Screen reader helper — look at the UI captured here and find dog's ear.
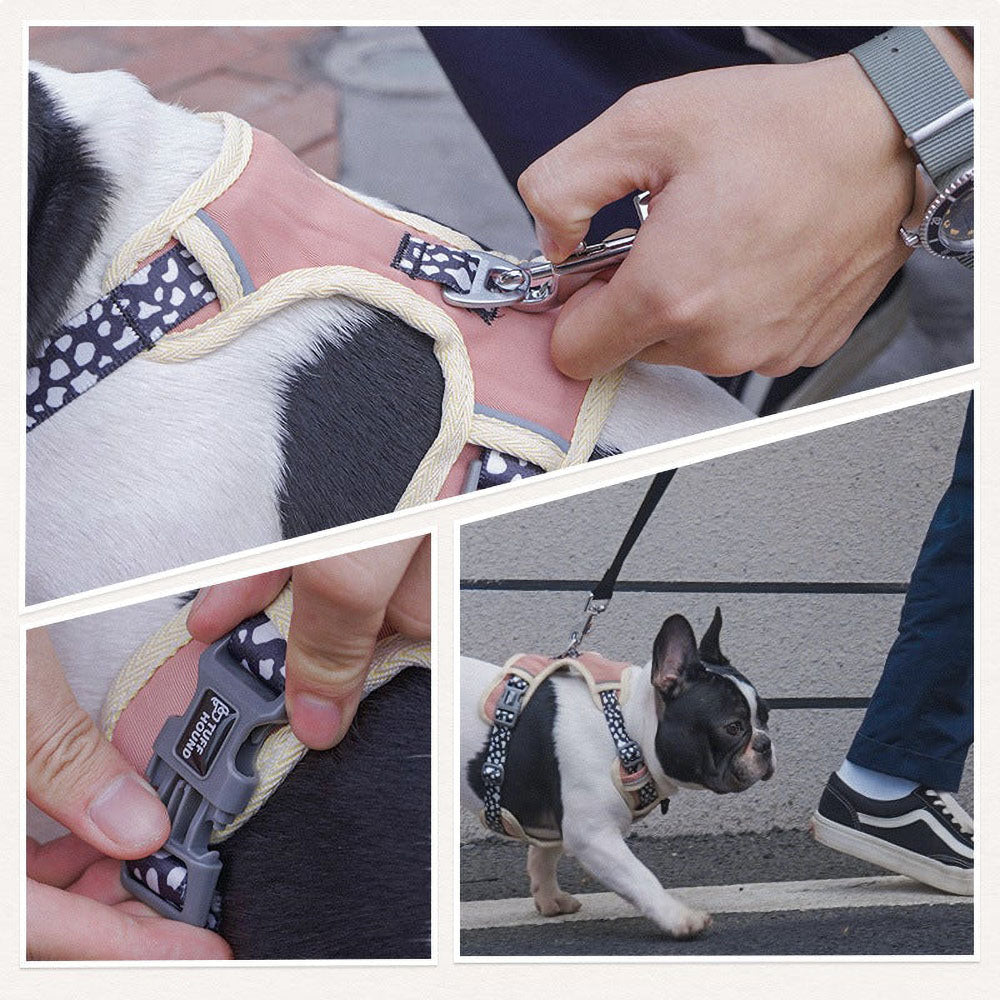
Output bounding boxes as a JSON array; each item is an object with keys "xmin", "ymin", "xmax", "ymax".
[
  {"xmin": 698, "ymin": 606, "xmax": 730, "ymax": 666},
  {"xmin": 652, "ymin": 614, "xmax": 701, "ymax": 696}
]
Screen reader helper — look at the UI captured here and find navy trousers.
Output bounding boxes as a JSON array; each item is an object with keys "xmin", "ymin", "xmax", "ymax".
[
  {"xmin": 421, "ymin": 27, "xmax": 885, "ymax": 239},
  {"xmin": 848, "ymin": 401, "xmax": 974, "ymax": 791}
]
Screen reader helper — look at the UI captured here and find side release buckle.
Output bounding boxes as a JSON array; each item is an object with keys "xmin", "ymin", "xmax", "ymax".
[{"xmin": 120, "ymin": 636, "xmax": 287, "ymax": 927}]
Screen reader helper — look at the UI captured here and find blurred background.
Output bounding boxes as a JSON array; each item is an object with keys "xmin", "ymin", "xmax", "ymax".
[{"xmin": 29, "ymin": 24, "xmax": 973, "ymax": 409}]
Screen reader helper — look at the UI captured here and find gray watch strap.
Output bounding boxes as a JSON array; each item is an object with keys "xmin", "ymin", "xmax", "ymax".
[{"xmin": 852, "ymin": 27, "xmax": 973, "ymax": 186}]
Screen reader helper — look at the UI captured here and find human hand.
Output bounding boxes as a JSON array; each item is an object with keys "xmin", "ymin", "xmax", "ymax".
[
  {"xmin": 518, "ymin": 35, "xmax": 970, "ymax": 379},
  {"xmin": 187, "ymin": 536, "xmax": 431, "ymax": 750},
  {"xmin": 26, "ymin": 629, "xmax": 231, "ymax": 960}
]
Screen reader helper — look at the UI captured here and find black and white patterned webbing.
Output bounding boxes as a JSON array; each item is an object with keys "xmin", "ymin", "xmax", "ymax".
[
  {"xmin": 27, "ymin": 244, "xmax": 217, "ymax": 431},
  {"xmin": 481, "ymin": 667, "xmax": 660, "ymax": 836},
  {"xmin": 125, "ymin": 612, "xmax": 285, "ymax": 928},
  {"xmin": 390, "ymin": 233, "xmax": 498, "ymax": 323}
]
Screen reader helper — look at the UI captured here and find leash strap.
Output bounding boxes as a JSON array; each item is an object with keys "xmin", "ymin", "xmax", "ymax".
[
  {"xmin": 563, "ymin": 469, "xmax": 677, "ymax": 657},
  {"xmin": 592, "ymin": 468, "xmax": 677, "ymax": 601},
  {"xmin": 122, "ymin": 612, "xmax": 287, "ymax": 929},
  {"xmin": 27, "ymin": 244, "xmax": 217, "ymax": 431},
  {"xmin": 391, "ymin": 234, "xmax": 499, "ymax": 323}
]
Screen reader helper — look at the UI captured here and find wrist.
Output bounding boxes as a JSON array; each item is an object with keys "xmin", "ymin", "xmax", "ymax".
[{"xmin": 926, "ymin": 27, "xmax": 973, "ymax": 95}]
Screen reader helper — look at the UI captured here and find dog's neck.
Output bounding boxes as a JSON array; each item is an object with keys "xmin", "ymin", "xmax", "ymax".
[
  {"xmin": 620, "ymin": 664, "xmax": 683, "ymax": 800},
  {"xmin": 29, "ymin": 63, "xmax": 223, "ymax": 344}
]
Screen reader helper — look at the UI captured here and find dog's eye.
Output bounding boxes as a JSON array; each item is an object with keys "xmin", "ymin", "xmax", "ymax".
[{"xmin": 725, "ymin": 721, "xmax": 743, "ymax": 736}]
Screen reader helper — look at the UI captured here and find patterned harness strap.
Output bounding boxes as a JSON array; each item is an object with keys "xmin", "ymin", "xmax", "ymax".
[
  {"xmin": 27, "ymin": 244, "xmax": 217, "ymax": 430},
  {"xmin": 481, "ymin": 662, "xmax": 663, "ymax": 838},
  {"xmin": 27, "ymin": 232, "xmax": 538, "ymax": 494},
  {"xmin": 123, "ymin": 611, "xmax": 286, "ymax": 929}
]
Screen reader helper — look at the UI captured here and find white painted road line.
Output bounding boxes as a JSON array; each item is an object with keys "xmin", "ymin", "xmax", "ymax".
[{"xmin": 461, "ymin": 876, "xmax": 972, "ymax": 930}]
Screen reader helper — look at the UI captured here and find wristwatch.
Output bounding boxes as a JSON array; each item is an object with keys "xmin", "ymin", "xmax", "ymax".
[{"xmin": 851, "ymin": 27, "xmax": 974, "ymax": 268}]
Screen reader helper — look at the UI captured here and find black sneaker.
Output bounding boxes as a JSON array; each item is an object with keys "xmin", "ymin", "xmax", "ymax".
[{"xmin": 811, "ymin": 772, "xmax": 973, "ymax": 896}]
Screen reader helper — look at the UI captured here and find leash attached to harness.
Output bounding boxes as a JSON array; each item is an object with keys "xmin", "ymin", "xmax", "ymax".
[
  {"xmin": 28, "ymin": 113, "xmax": 624, "ymax": 499},
  {"xmin": 479, "ymin": 469, "xmax": 679, "ymax": 843},
  {"xmin": 563, "ymin": 468, "xmax": 677, "ymax": 657}
]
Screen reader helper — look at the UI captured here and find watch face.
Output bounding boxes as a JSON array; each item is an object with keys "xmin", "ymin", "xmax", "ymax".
[{"xmin": 924, "ymin": 171, "xmax": 974, "ymax": 257}]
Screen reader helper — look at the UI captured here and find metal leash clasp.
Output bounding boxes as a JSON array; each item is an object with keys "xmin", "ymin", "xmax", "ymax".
[
  {"xmin": 442, "ymin": 191, "xmax": 650, "ymax": 312},
  {"xmin": 561, "ymin": 593, "xmax": 610, "ymax": 659}
]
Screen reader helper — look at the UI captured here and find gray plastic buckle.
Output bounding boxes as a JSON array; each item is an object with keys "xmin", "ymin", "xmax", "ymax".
[
  {"xmin": 120, "ymin": 635, "xmax": 287, "ymax": 927},
  {"xmin": 493, "ymin": 676, "xmax": 528, "ymax": 729}
]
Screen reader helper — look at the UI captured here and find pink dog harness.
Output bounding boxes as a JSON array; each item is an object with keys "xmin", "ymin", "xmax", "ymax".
[
  {"xmin": 478, "ymin": 652, "xmax": 667, "ymax": 845},
  {"xmin": 27, "ymin": 115, "xmax": 620, "ymax": 497}
]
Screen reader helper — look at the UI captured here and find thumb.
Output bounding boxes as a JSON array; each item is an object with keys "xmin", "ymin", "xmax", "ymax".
[
  {"xmin": 284, "ymin": 538, "xmax": 425, "ymax": 749},
  {"xmin": 517, "ymin": 87, "xmax": 669, "ymax": 260},
  {"xmin": 26, "ymin": 629, "xmax": 169, "ymax": 859}
]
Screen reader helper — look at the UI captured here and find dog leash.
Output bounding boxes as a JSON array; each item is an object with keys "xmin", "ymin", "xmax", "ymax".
[
  {"xmin": 561, "ymin": 467, "xmax": 677, "ymax": 657},
  {"xmin": 479, "ymin": 468, "xmax": 678, "ymax": 837}
]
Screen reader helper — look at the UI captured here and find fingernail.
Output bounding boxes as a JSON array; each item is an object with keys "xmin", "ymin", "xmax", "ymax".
[
  {"xmin": 288, "ymin": 693, "xmax": 342, "ymax": 748},
  {"xmin": 188, "ymin": 586, "xmax": 212, "ymax": 619},
  {"xmin": 88, "ymin": 773, "xmax": 167, "ymax": 851}
]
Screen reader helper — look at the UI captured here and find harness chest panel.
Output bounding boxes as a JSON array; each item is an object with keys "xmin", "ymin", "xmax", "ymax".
[
  {"xmin": 28, "ymin": 115, "xmax": 621, "ymax": 502},
  {"xmin": 478, "ymin": 653, "xmax": 667, "ymax": 846}
]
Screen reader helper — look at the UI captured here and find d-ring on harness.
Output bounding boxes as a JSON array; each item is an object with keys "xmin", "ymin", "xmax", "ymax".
[{"xmin": 479, "ymin": 469, "xmax": 678, "ymax": 843}]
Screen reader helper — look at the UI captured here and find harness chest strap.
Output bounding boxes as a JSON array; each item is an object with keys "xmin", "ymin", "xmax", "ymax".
[
  {"xmin": 103, "ymin": 584, "xmax": 430, "ymax": 928},
  {"xmin": 478, "ymin": 653, "xmax": 667, "ymax": 846},
  {"xmin": 27, "ymin": 113, "xmax": 622, "ymax": 499}
]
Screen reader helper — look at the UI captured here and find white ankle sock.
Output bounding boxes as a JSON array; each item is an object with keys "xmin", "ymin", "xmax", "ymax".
[{"xmin": 837, "ymin": 759, "xmax": 919, "ymax": 800}]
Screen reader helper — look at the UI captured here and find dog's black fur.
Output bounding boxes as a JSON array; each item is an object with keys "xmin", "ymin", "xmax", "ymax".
[
  {"xmin": 217, "ymin": 666, "xmax": 431, "ymax": 959},
  {"xmin": 278, "ymin": 308, "xmax": 444, "ymax": 535},
  {"xmin": 468, "ymin": 680, "xmax": 563, "ymax": 835},
  {"xmin": 27, "ymin": 71, "xmax": 114, "ymax": 362}
]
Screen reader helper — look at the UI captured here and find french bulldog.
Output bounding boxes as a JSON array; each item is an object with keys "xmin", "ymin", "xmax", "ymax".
[{"xmin": 461, "ymin": 608, "xmax": 775, "ymax": 938}]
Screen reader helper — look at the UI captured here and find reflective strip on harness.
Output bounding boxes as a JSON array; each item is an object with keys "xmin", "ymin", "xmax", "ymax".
[
  {"xmin": 479, "ymin": 653, "xmax": 666, "ymax": 844},
  {"xmin": 28, "ymin": 114, "xmax": 622, "ymax": 502}
]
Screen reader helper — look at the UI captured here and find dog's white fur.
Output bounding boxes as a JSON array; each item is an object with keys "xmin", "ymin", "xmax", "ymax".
[
  {"xmin": 461, "ymin": 654, "xmax": 771, "ymax": 937},
  {"xmin": 27, "ymin": 65, "xmax": 749, "ymax": 842}
]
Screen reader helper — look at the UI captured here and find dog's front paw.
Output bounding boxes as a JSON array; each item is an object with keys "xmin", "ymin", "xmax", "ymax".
[
  {"xmin": 667, "ymin": 907, "xmax": 712, "ymax": 939},
  {"xmin": 534, "ymin": 891, "xmax": 583, "ymax": 917}
]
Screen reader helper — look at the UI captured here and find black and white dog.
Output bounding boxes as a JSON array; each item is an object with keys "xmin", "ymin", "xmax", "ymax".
[
  {"xmin": 26, "ymin": 63, "xmax": 746, "ymax": 957},
  {"xmin": 461, "ymin": 611, "xmax": 775, "ymax": 939}
]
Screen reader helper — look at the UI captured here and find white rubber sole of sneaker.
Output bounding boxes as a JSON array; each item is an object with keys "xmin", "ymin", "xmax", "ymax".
[{"xmin": 810, "ymin": 811, "xmax": 973, "ymax": 897}]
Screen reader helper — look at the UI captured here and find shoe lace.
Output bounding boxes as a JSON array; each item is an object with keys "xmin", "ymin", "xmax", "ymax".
[{"xmin": 925, "ymin": 789, "xmax": 974, "ymax": 841}]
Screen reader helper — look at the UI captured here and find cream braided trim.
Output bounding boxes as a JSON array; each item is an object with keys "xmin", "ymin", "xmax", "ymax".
[
  {"xmin": 561, "ymin": 368, "xmax": 624, "ymax": 467},
  {"xmin": 174, "ymin": 215, "xmax": 244, "ymax": 311},
  {"xmin": 468, "ymin": 413, "xmax": 566, "ymax": 472},
  {"xmin": 131, "ymin": 266, "xmax": 473, "ymax": 506},
  {"xmin": 312, "ymin": 173, "xmax": 514, "ymax": 258},
  {"xmin": 99, "ymin": 583, "xmax": 429, "ymax": 842},
  {"xmin": 102, "ymin": 113, "xmax": 252, "ymax": 293}
]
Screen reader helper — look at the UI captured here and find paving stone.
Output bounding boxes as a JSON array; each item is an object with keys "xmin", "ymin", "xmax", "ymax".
[
  {"xmin": 246, "ymin": 83, "xmax": 339, "ymax": 155},
  {"xmin": 163, "ymin": 70, "xmax": 295, "ymax": 117},
  {"xmin": 298, "ymin": 135, "xmax": 341, "ymax": 178}
]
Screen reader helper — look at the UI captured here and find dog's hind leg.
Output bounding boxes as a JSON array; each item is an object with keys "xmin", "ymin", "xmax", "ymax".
[{"xmin": 527, "ymin": 844, "xmax": 582, "ymax": 917}]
